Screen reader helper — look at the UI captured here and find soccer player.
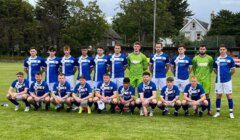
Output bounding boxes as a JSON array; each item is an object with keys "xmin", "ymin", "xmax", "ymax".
[
  {"xmin": 43, "ymin": 47, "xmax": 61, "ymax": 91},
  {"xmin": 136, "ymin": 72, "xmax": 157, "ymax": 117},
  {"xmin": 72, "ymin": 75, "xmax": 93, "ymax": 114},
  {"xmin": 75, "ymin": 46, "xmax": 94, "ymax": 87},
  {"xmin": 93, "ymin": 47, "xmax": 109, "ymax": 89},
  {"xmin": 109, "ymin": 43, "xmax": 127, "ymax": 88},
  {"xmin": 192, "ymin": 44, "xmax": 213, "ymax": 115},
  {"xmin": 27, "ymin": 72, "xmax": 50, "ymax": 111},
  {"xmin": 157, "ymin": 77, "xmax": 181, "ymax": 116},
  {"xmin": 118, "ymin": 77, "xmax": 135, "ymax": 114},
  {"xmin": 170, "ymin": 45, "xmax": 192, "ymax": 92},
  {"xmin": 50, "ymin": 73, "xmax": 71, "ymax": 112},
  {"xmin": 181, "ymin": 76, "xmax": 208, "ymax": 117},
  {"xmin": 127, "ymin": 42, "xmax": 148, "ymax": 88},
  {"xmin": 149, "ymin": 42, "xmax": 170, "ymax": 90},
  {"xmin": 6, "ymin": 72, "xmax": 30, "ymax": 112},
  {"xmin": 213, "ymin": 44, "xmax": 235, "ymax": 119},
  {"xmin": 61, "ymin": 45, "xmax": 76, "ymax": 90},
  {"xmin": 24, "ymin": 47, "xmax": 44, "ymax": 86},
  {"xmin": 93, "ymin": 73, "xmax": 118, "ymax": 113}
]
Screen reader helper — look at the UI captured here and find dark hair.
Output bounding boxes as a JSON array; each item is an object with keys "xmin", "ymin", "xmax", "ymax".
[
  {"xmin": 79, "ymin": 75, "xmax": 86, "ymax": 79},
  {"xmin": 134, "ymin": 41, "xmax": 141, "ymax": 46},
  {"xmin": 199, "ymin": 44, "xmax": 207, "ymax": 48},
  {"xmin": 103, "ymin": 73, "xmax": 111, "ymax": 77},
  {"xmin": 166, "ymin": 77, "xmax": 174, "ymax": 82},
  {"xmin": 35, "ymin": 72, "xmax": 42, "ymax": 76},
  {"xmin": 30, "ymin": 47, "xmax": 37, "ymax": 51},
  {"xmin": 58, "ymin": 73, "xmax": 65, "ymax": 77},
  {"xmin": 178, "ymin": 44, "xmax": 185, "ymax": 49},
  {"xmin": 142, "ymin": 71, "xmax": 151, "ymax": 76},
  {"xmin": 63, "ymin": 45, "xmax": 71, "ymax": 50},
  {"xmin": 97, "ymin": 47, "xmax": 104, "ymax": 50},
  {"xmin": 81, "ymin": 46, "xmax": 88, "ymax": 50},
  {"xmin": 219, "ymin": 44, "xmax": 227, "ymax": 50},
  {"xmin": 115, "ymin": 42, "xmax": 122, "ymax": 47},
  {"xmin": 16, "ymin": 72, "xmax": 24, "ymax": 76},
  {"xmin": 123, "ymin": 77, "xmax": 130, "ymax": 83},
  {"xmin": 155, "ymin": 42, "xmax": 163, "ymax": 47},
  {"xmin": 49, "ymin": 46, "xmax": 56, "ymax": 52}
]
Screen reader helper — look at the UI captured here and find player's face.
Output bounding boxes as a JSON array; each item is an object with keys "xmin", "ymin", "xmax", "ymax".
[
  {"xmin": 97, "ymin": 48, "xmax": 104, "ymax": 56},
  {"xmin": 35, "ymin": 75, "xmax": 42, "ymax": 83},
  {"xmin": 29, "ymin": 49, "xmax": 37, "ymax": 57},
  {"xmin": 103, "ymin": 76, "xmax": 110, "ymax": 83},
  {"xmin": 199, "ymin": 47, "xmax": 206, "ymax": 55},
  {"xmin": 123, "ymin": 82, "xmax": 130, "ymax": 89},
  {"xmin": 114, "ymin": 46, "xmax": 121, "ymax": 54},
  {"xmin": 49, "ymin": 51, "xmax": 56, "ymax": 57},
  {"xmin": 219, "ymin": 47, "xmax": 227, "ymax": 55},
  {"xmin": 81, "ymin": 49, "xmax": 88, "ymax": 56},
  {"xmin": 58, "ymin": 76, "xmax": 65, "ymax": 84},
  {"xmin": 178, "ymin": 47, "xmax": 185, "ymax": 55},
  {"xmin": 64, "ymin": 49, "xmax": 71, "ymax": 56},
  {"xmin": 133, "ymin": 44, "xmax": 141, "ymax": 52},
  {"xmin": 79, "ymin": 78, "xmax": 86, "ymax": 85},
  {"xmin": 166, "ymin": 81, "xmax": 173, "ymax": 88},
  {"xmin": 17, "ymin": 75, "xmax": 24, "ymax": 82},
  {"xmin": 190, "ymin": 78, "xmax": 198, "ymax": 87},
  {"xmin": 155, "ymin": 44, "xmax": 162, "ymax": 53},
  {"xmin": 143, "ymin": 75, "xmax": 150, "ymax": 83}
]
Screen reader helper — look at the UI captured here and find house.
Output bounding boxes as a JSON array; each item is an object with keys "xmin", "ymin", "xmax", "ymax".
[{"xmin": 97, "ymin": 28, "xmax": 122, "ymax": 48}]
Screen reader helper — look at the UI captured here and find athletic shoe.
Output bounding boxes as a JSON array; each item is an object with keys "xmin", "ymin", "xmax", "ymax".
[
  {"xmin": 72, "ymin": 106, "xmax": 79, "ymax": 111},
  {"xmin": 24, "ymin": 107, "xmax": 30, "ymax": 112},
  {"xmin": 174, "ymin": 110, "xmax": 178, "ymax": 116},
  {"xmin": 87, "ymin": 106, "xmax": 91, "ymax": 114},
  {"xmin": 140, "ymin": 108, "xmax": 144, "ymax": 116},
  {"xmin": 66, "ymin": 107, "xmax": 72, "ymax": 112},
  {"xmin": 15, "ymin": 105, "xmax": 19, "ymax": 111},
  {"xmin": 229, "ymin": 113, "xmax": 234, "ymax": 119},
  {"xmin": 162, "ymin": 110, "xmax": 168, "ymax": 116},
  {"xmin": 207, "ymin": 111, "xmax": 213, "ymax": 116},
  {"xmin": 184, "ymin": 110, "xmax": 190, "ymax": 116},
  {"xmin": 149, "ymin": 108, "xmax": 153, "ymax": 117},
  {"xmin": 78, "ymin": 107, "xmax": 83, "ymax": 114},
  {"xmin": 199, "ymin": 111, "xmax": 203, "ymax": 117},
  {"xmin": 213, "ymin": 112, "xmax": 220, "ymax": 118}
]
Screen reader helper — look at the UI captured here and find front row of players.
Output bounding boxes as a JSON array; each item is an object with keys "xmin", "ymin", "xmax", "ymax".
[{"xmin": 7, "ymin": 71, "xmax": 209, "ymax": 117}]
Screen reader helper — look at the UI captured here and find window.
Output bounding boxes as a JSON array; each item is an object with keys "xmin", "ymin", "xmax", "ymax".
[
  {"xmin": 191, "ymin": 22, "xmax": 196, "ymax": 30},
  {"xmin": 185, "ymin": 32, "xmax": 190, "ymax": 39},
  {"xmin": 196, "ymin": 33, "xmax": 201, "ymax": 40}
]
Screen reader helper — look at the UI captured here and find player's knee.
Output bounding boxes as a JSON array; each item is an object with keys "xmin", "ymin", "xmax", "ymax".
[
  {"xmin": 135, "ymin": 98, "xmax": 141, "ymax": 104},
  {"xmin": 203, "ymin": 100, "xmax": 208, "ymax": 106},
  {"xmin": 176, "ymin": 100, "xmax": 181, "ymax": 106},
  {"xmin": 88, "ymin": 98, "xmax": 93, "ymax": 102},
  {"xmin": 181, "ymin": 100, "xmax": 187, "ymax": 105},
  {"xmin": 112, "ymin": 98, "xmax": 118, "ymax": 104},
  {"xmin": 27, "ymin": 96, "xmax": 33, "ymax": 102},
  {"xmin": 6, "ymin": 93, "xmax": 11, "ymax": 99},
  {"xmin": 152, "ymin": 99, "xmax": 157, "ymax": 104},
  {"xmin": 22, "ymin": 94, "xmax": 27, "ymax": 99},
  {"xmin": 45, "ymin": 97, "xmax": 50, "ymax": 102},
  {"xmin": 157, "ymin": 101, "xmax": 162, "ymax": 106},
  {"xmin": 93, "ymin": 97, "xmax": 99, "ymax": 103},
  {"xmin": 130, "ymin": 101, "xmax": 135, "ymax": 106}
]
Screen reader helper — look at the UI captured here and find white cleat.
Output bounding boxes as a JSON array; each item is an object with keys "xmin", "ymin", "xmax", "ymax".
[
  {"xmin": 229, "ymin": 113, "xmax": 234, "ymax": 119},
  {"xmin": 24, "ymin": 107, "xmax": 30, "ymax": 112},
  {"xmin": 213, "ymin": 112, "xmax": 220, "ymax": 118},
  {"xmin": 149, "ymin": 108, "xmax": 153, "ymax": 117},
  {"xmin": 14, "ymin": 105, "xmax": 19, "ymax": 111},
  {"xmin": 140, "ymin": 108, "xmax": 144, "ymax": 116}
]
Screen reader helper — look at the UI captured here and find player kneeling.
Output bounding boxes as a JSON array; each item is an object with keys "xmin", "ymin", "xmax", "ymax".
[
  {"xmin": 6, "ymin": 72, "xmax": 30, "ymax": 112},
  {"xmin": 118, "ymin": 77, "xmax": 135, "ymax": 115},
  {"xmin": 93, "ymin": 74, "xmax": 118, "ymax": 113},
  {"xmin": 50, "ymin": 73, "xmax": 71, "ymax": 112},
  {"xmin": 27, "ymin": 72, "xmax": 50, "ymax": 111},
  {"xmin": 157, "ymin": 77, "xmax": 181, "ymax": 116},
  {"xmin": 71, "ymin": 76, "xmax": 93, "ymax": 114},
  {"xmin": 136, "ymin": 72, "xmax": 157, "ymax": 117},
  {"xmin": 181, "ymin": 76, "xmax": 208, "ymax": 117}
]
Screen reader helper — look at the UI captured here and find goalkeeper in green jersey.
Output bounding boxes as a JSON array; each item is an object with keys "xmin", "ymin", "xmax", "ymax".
[
  {"xmin": 192, "ymin": 44, "xmax": 213, "ymax": 115},
  {"xmin": 127, "ymin": 42, "xmax": 148, "ymax": 88}
]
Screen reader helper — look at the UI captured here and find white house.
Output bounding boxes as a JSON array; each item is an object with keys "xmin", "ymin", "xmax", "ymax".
[{"xmin": 180, "ymin": 18, "xmax": 210, "ymax": 41}]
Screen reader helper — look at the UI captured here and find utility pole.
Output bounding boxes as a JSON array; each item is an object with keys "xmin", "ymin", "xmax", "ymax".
[{"xmin": 153, "ymin": 0, "xmax": 156, "ymax": 53}]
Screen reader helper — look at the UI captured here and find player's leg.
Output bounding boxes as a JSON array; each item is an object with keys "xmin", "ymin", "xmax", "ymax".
[
  {"xmin": 21, "ymin": 94, "xmax": 30, "ymax": 112},
  {"xmin": 201, "ymin": 80, "xmax": 212, "ymax": 115},
  {"xmin": 142, "ymin": 99, "xmax": 150, "ymax": 117},
  {"xmin": 87, "ymin": 98, "xmax": 93, "ymax": 114},
  {"xmin": 157, "ymin": 100, "xmax": 167, "ymax": 115},
  {"xmin": 6, "ymin": 93, "xmax": 20, "ymax": 110},
  {"xmin": 149, "ymin": 99, "xmax": 157, "ymax": 117},
  {"xmin": 159, "ymin": 78, "xmax": 166, "ymax": 91},
  {"xmin": 109, "ymin": 98, "xmax": 118, "ymax": 113},
  {"xmin": 118, "ymin": 100, "xmax": 125, "ymax": 114},
  {"xmin": 173, "ymin": 100, "xmax": 181, "ymax": 116},
  {"xmin": 198, "ymin": 100, "xmax": 208, "ymax": 117},
  {"xmin": 213, "ymin": 83, "xmax": 223, "ymax": 117},
  {"xmin": 224, "ymin": 81, "xmax": 234, "ymax": 118},
  {"xmin": 135, "ymin": 98, "xmax": 143, "ymax": 116},
  {"xmin": 181, "ymin": 100, "xmax": 190, "ymax": 116},
  {"xmin": 44, "ymin": 96, "xmax": 50, "ymax": 110},
  {"xmin": 129, "ymin": 100, "xmax": 135, "ymax": 114},
  {"xmin": 66, "ymin": 97, "xmax": 74, "ymax": 112}
]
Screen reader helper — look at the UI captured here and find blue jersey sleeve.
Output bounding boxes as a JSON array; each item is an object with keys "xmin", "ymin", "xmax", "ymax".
[
  {"xmin": 149, "ymin": 54, "xmax": 153, "ymax": 64},
  {"xmin": 25, "ymin": 80, "xmax": 29, "ymax": 89},
  {"xmin": 44, "ymin": 83, "xmax": 50, "ymax": 94},
  {"xmin": 96, "ymin": 82, "xmax": 102, "ymax": 92},
  {"xmin": 112, "ymin": 83, "xmax": 117, "ymax": 92},
  {"xmin": 170, "ymin": 57, "xmax": 175, "ymax": 66},
  {"xmin": 183, "ymin": 85, "xmax": 189, "ymax": 94},
  {"xmin": 131, "ymin": 86, "xmax": 135, "ymax": 96},
  {"xmin": 175, "ymin": 86, "xmax": 180, "ymax": 96},
  {"xmin": 165, "ymin": 55, "xmax": 170, "ymax": 64},
  {"xmin": 152, "ymin": 82, "xmax": 157, "ymax": 91},
  {"xmin": 123, "ymin": 55, "xmax": 127, "ymax": 66},
  {"xmin": 199, "ymin": 85, "xmax": 205, "ymax": 95},
  {"xmin": 10, "ymin": 80, "xmax": 16, "ymax": 88},
  {"xmin": 90, "ymin": 57, "xmax": 94, "ymax": 68},
  {"xmin": 160, "ymin": 88, "xmax": 165, "ymax": 97},
  {"xmin": 230, "ymin": 57, "xmax": 235, "ymax": 68},
  {"xmin": 188, "ymin": 57, "xmax": 192, "ymax": 66},
  {"xmin": 138, "ymin": 84, "xmax": 143, "ymax": 94},
  {"xmin": 52, "ymin": 83, "xmax": 58, "ymax": 93},
  {"xmin": 42, "ymin": 58, "xmax": 47, "ymax": 68},
  {"xmin": 74, "ymin": 57, "xmax": 79, "ymax": 67},
  {"xmin": 29, "ymin": 83, "xmax": 34, "ymax": 93},
  {"xmin": 213, "ymin": 58, "xmax": 217, "ymax": 69},
  {"xmin": 23, "ymin": 58, "xmax": 28, "ymax": 68},
  {"xmin": 66, "ymin": 83, "xmax": 71, "ymax": 94},
  {"xmin": 41, "ymin": 57, "xmax": 45, "ymax": 67},
  {"xmin": 87, "ymin": 84, "xmax": 92, "ymax": 94},
  {"xmin": 118, "ymin": 86, "xmax": 122, "ymax": 95}
]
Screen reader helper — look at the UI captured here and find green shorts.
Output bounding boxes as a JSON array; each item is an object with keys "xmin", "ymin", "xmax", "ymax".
[
  {"xmin": 199, "ymin": 80, "xmax": 211, "ymax": 94},
  {"xmin": 130, "ymin": 77, "xmax": 143, "ymax": 88}
]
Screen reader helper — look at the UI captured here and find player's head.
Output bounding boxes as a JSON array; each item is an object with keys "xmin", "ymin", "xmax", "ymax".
[
  {"xmin": 219, "ymin": 44, "xmax": 227, "ymax": 56},
  {"xmin": 16, "ymin": 72, "xmax": 24, "ymax": 82},
  {"xmin": 142, "ymin": 71, "xmax": 151, "ymax": 83},
  {"xmin": 190, "ymin": 76, "xmax": 198, "ymax": 87},
  {"xmin": 63, "ymin": 45, "xmax": 71, "ymax": 56},
  {"xmin": 155, "ymin": 42, "xmax": 163, "ymax": 53},
  {"xmin": 48, "ymin": 46, "xmax": 56, "ymax": 57},
  {"xmin": 166, "ymin": 77, "xmax": 174, "ymax": 88},
  {"xmin": 199, "ymin": 44, "xmax": 207, "ymax": 56},
  {"xmin": 133, "ymin": 41, "xmax": 141, "ymax": 53},
  {"xmin": 123, "ymin": 77, "xmax": 130, "ymax": 89},
  {"xmin": 58, "ymin": 73, "xmax": 65, "ymax": 84},
  {"xmin": 114, "ymin": 43, "xmax": 121, "ymax": 54},
  {"xmin": 81, "ymin": 46, "xmax": 88, "ymax": 56},
  {"xmin": 178, "ymin": 45, "xmax": 186, "ymax": 55},
  {"xmin": 79, "ymin": 75, "xmax": 86, "ymax": 85},
  {"xmin": 29, "ymin": 47, "xmax": 37, "ymax": 57},
  {"xmin": 97, "ymin": 47, "xmax": 104, "ymax": 56},
  {"xmin": 35, "ymin": 72, "xmax": 42, "ymax": 83},
  {"xmin": 103, "ymin": 73, "xmax": 111, "ymax": 83}
]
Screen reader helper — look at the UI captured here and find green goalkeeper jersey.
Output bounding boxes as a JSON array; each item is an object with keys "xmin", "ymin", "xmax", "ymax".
[{"xmin": 192, "ymin": 54, "xmax": 213, "ymax": 82}]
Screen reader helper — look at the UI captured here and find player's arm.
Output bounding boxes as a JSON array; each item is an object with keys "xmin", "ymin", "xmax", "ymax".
[
  {"xmin": 73, "ymin": 66, "xmax": 77, "ymax": 74},
  {"xmin": 192, "ymin": 57, "xmax": 196, "ymax": 75},
  {"xmin": 18, "ymin": 88, "xmax": 28, "ymax": 95},
  {"xmin": 30, "ymin": 92, "xmax": 37, "ymax": 98},
  {"xmin": 231, "ymin": 68, "xmax": 235, "ymax": 76},
  {"xmin": 160, "ymin": 96, "xmax": 166, "ymax": 103},
  {"xmin": 24, "ymin": 67, "xmax": 28, "ymax": 74},
  {"xmin": 149, "ymin": 63, "xmax": 153, "ymax": 73},
  {"xmin": 165, "ymin": 64, "xmax": 170, "ymax": 73},
  {"xmin": 82, "ymin": 93, "xmax": 93, "ymax": 101},
  {"xmin": 62, "ymin": 92, "xmax": 71, "ymax": 99},
  {"xmin": 40, "ymin": 92, "xmax": 49, "ymax": 99},
  {"xmin": 171, "ymin": 96, "xmax": 179, "ymax": 103},
  {"xmin": 110, "ymin": 91, "xmax": 118, "ymax": 99},
  {"xmin": 183, "ymin": 93, "xmax": 193, "ymax": 102},
  {"xmin": 139, "ymin": 92, "xmax": 144, "ymax": 103},
  {"xmin": 197, "ymin": 94, "xmax": 206, "ymax": 103},
  {"xmin": 147, "ymin": 91, "xmax": 156, "ymax": 101},
  {"xmin": 142, "ymin": 54, "xmax": 148, "ymax": 71},
  {"xmin": 188, "ymin": 66, "xmax": 193, "ymax": 73},
  {"xmin": 51, "ymin": 91, "xmax": 56, "ymax": 98},
  {"xmin": 95, "ymin": 90, "xmax": 103, "ymax": 99}
]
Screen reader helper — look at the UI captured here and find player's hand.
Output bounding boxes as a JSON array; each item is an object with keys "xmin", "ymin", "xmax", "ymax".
[
  {"xmin": 11, "ymin": 93, "xmax": 17, "ymax": 99},
  {"xmin": 77, "ymin": 98, "xmax": 81, "ymax": 103}
]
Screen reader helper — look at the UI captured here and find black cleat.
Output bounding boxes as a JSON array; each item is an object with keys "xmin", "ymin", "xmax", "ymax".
[
  {"xmin": 174, "ymin": 111, "xmax": 178, "ymax": 116},
  {"xmin": 199, "ymin": 111, "xmax": 203, "ymax": 117},
  {"xmin": 162, "ymin": 110, "xmax": 168, "ymax": 116},
  {"xmin": 98, "ymin": 109, "xmax": 102, "ymax": 114},
  {"xmin": 185, "ymin": 110, "xmax": 190, "ymax": 116},
  {"xmin": 66, "ymin": 107, "xmax": 72, "ymax": 112}
]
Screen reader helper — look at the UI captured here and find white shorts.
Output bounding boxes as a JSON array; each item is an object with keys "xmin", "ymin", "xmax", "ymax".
[
  {"xmin": 76, "ymin": 80, "xmax": 93, "ymax": 89},
  {"xmin": 111, "ymin": 78, "xmax": 124, "ymax": 89},
  {"xmin": 174, "ymin": 78, "xmax": 189, "ymax": 92},
  {"xmin": 54, "ymin": 96, "xmax": 65, "ymax": 103},
  {"xmin": 47, "ymin": 83, "xmax": 55, "ymax": 91},
  {"xmin": 65, "ymin": 75, "xmax": 75, "ymax": 90},
  {"xmin": 152, "ymin": 78, "xmax": 166, "ymax": 90},
  {"xmin": 215, "ymin": 81, "xmax": 232, "ymax": 94}
]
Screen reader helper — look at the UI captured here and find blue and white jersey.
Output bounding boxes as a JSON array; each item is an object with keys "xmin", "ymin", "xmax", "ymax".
[
  {"xmin": 161, "ymin": 85, "xmax": 179, "ymax": 101},
  {"xmin": 75, "ymin": 56, "xmax": 94, "ymax": 81},
  {"xmin": 138, "ymin": 81, "xmax": 157, "ymax": 98},
  {"xmin": 73, "ymin": 83, "xmax": 92, "ymax": 98},
  {"xmin": 96, "ymin": 81, "xmax": 117, "ymax": 97},
  {"xmin": 150, "ymin": 53, "xmax": 170, "ymax": 78},
  {"xmin": 52, "ymin": 82, "xmax": 71, "ymax": 97},
  {"xmin": 61, "ymin": 56, "xmax": 75, "ymax": 76},
  {"xmin": 184, "ymin": 84, "xmax": 205, "ymax": 101},
  {"xmin": 170, "ymin": 55, "xmax": 192, "ymax": 80},
  {"xmin": 213, "ymin": 55, "xmax": 235, "ymax": 83},
  {"xmin": 43, "ymin": 57, "xmax": 61, "ymax": 83},
  {"xmin": 93, "ymin": 55, "xmax": 109, "ymax": 82},
  {"xmin": 24, "ymin": 56, "xmax": 44, "ymax": 82},
  {"xmin": 109, "ymin": 53, "xmax": 127, "ymax": 78},
  {"xmin": 10, "ymin": 79, "xmax": 29, "ymax": 93},
  {"xmin": 118, "ymin": 85, "xmax": 135, "ymax": 100},
  {"xmin": 29, "ymin": 81, "xmax": 49, "ymax": 97}
]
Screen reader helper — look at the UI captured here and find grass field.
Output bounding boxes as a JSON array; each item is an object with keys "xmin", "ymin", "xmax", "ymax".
[{"xmin": 0, "ymin": 62, "xmax": 240, "ymax": 140}]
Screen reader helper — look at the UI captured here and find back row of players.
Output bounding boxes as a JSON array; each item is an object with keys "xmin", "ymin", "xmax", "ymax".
[{"xmin": 6, "ymin": 42, "xmax": 236, "ymax": 118}]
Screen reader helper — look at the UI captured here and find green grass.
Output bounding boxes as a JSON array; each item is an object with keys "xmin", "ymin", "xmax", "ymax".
[{"xmin": 0, "ymin": 62, "xmax": 240, "ymax": 140}]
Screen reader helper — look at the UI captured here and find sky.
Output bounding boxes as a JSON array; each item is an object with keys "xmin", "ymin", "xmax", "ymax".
[{"xmin": 29, "ymin": 0, "xmax": 240, "ymax": 23}]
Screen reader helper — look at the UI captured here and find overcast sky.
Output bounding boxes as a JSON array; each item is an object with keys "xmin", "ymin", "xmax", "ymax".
[{"xmin": 29, "ymin": 0, "xmax": 240, "ymax": 23}]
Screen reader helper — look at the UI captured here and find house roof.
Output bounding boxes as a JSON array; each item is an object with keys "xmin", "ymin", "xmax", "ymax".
[
  {"xmin": 180, "ymin": 18, "xmax": 209, "ymax": 32},
  {"xmin": 195, "ymin": 19, "xmax": 209, "ymax": 30},
  {"xmin": 104, "ymin": 28, "xmax": 122, "ymax": 40}
]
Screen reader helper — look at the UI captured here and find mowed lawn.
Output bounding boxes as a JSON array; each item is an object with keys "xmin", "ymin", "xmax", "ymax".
[{"xmin": 0, "ymin": 62, "xmax": 240, "ymax": 140}]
